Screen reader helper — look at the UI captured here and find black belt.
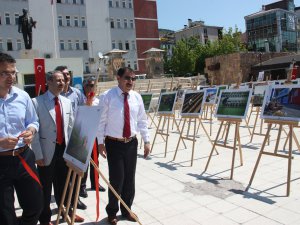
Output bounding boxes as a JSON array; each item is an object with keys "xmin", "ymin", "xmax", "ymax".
[
  {"xmin": 0, "ymin": 145, "xmax": 28, "ymax": 157},
  {"xmin": 106, "ymin": 135, "xmax": 136, "ymax": 143}
]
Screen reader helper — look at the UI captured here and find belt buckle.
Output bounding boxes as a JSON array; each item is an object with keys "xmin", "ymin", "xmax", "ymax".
[{"xmin": 124, "ymin": 137, "xmax": 129, "ymax": 143}]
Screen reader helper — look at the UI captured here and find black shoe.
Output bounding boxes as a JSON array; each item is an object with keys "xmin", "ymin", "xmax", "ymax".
[
  {"xmin": 76, "ymin": 199, "xmax": 87, "ymax": 210},
  {"xmin": 91, "ymin": 184, "xmax": 106, "ymax": 192},
  {"xmin": 79, "ymin": 188, "xmax": 88, "ymax": 198}
]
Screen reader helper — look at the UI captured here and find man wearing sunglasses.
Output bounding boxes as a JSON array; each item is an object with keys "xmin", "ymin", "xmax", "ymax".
[
  {"xmin": 79, "ymin": 77, "xmax": 106, "ymax": 198},
  {"xmin": 97, "ymin": 67, "xmax": 150, "ymax": 225}
]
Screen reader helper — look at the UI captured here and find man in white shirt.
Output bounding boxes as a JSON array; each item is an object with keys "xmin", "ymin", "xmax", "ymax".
[{"xmin": 98, "ymin": 67, "xmax": 150, "ymax": 225}]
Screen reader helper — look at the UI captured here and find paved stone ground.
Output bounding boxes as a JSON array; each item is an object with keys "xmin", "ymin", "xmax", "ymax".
[{"xmin": 16, "ymin": 111, "xmax": 300, "ymax": 224}]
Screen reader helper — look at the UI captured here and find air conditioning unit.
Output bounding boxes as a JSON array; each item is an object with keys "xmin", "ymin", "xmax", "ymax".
[
  {"xmin": 44, "ymin": 53, "xmax": 52, "ymax": 58},
  {"xmin": 89, "ymin": 57, "xmax": 95, "ymax": 63}
]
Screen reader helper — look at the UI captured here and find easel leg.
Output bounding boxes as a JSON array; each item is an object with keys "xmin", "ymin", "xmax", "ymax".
[
  {"xmin": 150, "ymin": 116, "xmax": 163, "ymax": 153},
  {"xmin": 247, "ymin": 123, "xmax": 272, "ymax": 190},
  {"xmin": 164, "ymin": 116, "xmax": 170, "ymax": 157},
  {"xmin": 173, "ymin": 118, "xmax": 186, "ymax": 161},
  {"xmin": 191, "ymin": 118, "xmax": 197, "ymax": 166},
  {"xmin": 230, "ymin": 122, "xmax": 239, "ymax": 179},
  {"xmin": 224, "ymin": 122, "xmax": 231, "ymax": 147},
  {"xmin": 250, "ymin": 108, "xmax": 260, "ymax": 142},
  {"xmin": 56, "ymin": 168, "xmax": 72, "ymax": 225},
  {"xmin": 199, "ymin": 119, "xmax": 219, "ymax": 155},
  {"xmin": 274, "ymin": 124, "xmax": 283, "ymax": 154},
  {"xmin": 204, "ymin": 121, "xmax": 224, "ymax": 172},
  {"xmin": 173, "ymin": 116, "xmax": 187, "ymax": 148},
  {"xmin": 237, "ymin": 125, "xmax": 243, "ymax": 166},
  {"xmin": 292, "ymin": 130, "xmax": 300, "ymax": 151},
  {"xmin": 287, "ymin": 125, "xmax": 293, "ymax": 196}
]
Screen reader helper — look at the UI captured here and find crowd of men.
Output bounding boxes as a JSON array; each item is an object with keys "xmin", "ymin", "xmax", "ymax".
[{"xmin": 0, "ymin": 52, "xmax": 150, "ymax": 225}]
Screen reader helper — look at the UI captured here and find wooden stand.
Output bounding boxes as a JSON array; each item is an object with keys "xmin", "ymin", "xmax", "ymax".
[
  {"xmin": 247, "ymin": 119, "xmax": 299, "ymax": 196},
  {"xmin": 249, "ymin": 106, "xmax": 270, "ymax": 144},
  {"xmin": 204, "ymin": 118, "xmax": 243, "ymax": 179},
  {"xmin": 56, "ymin": 161, "xmax": 84, "ymax": 225},
  {"xmin": 200, "ymin": 103, "xmax": 215, "ymax": 136},
  {"xmin": 151, "ymin": 113, "xmax": 185, "ymax": 157}
]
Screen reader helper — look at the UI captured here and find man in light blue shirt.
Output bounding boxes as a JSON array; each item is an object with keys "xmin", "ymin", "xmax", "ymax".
[{"xmin": 0, "ymin": 52, "xmax": 43, "ymax": 225}]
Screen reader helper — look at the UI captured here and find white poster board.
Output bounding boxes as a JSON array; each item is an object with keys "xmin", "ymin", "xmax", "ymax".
[
  {"xmin": 64, "ymin": 106, "xmax": 101, "ymax": 172},
  {"xmin": 258, "ymin": 71, "xmax": 264, "ymax": 82}
]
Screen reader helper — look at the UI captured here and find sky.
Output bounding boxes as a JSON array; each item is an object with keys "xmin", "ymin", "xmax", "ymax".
[{"xmin": 157, "ymin": 0, "xmax": 300, "ymax": 32}]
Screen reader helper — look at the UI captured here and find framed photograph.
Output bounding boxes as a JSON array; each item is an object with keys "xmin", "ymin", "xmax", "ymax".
[
  {"xmin": 64, "ymin": 106, "xmax": 101, "ymax": 172},
  {"xmin": 217, "ymin": 85, "xmax": 227, "ymax": 97},
  {"xmin": 197, "ymin": 85, "xmax": 210, "ymax": 90},
  {"xmin": 205, "ymin": 88, "xmax": 217, "ymax": 104},
  {"xmin": 141, "ymin": 93, "xmax": 153, "ymax": 112},
  {"xmin": 177, "ymin": 89, "xmax": 185, "ymax": 101},
  {"xmin": 252, "ymin": 84, "xmax": 268, "ymax": 107},
  {"xmin": 261, "ymin": 85, "xmax": 300, "ymax": 122},
  {"xmin": 158, "ymin": 91, "xmax": 177, "ymax": 114},
  {"xmin": 215, "ymin": 89, "xmax": 252, "ymax": 119},
  {"xmin": 181, "ymin": 90, "xmax": 206, "ymax": 116}
]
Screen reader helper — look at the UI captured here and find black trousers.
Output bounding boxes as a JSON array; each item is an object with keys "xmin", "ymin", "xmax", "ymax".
[
  {"xmin": 0, "ymin": 147, "xmax": 43, "ymax": 225},
  {"xmin": 105, "ymin": 138, "xmax": 138, "ymax": 217},
  {"xmin": 22, "ymin": 31, "xmax": 32, "ymax": 49},
  {"xmin": 37, "ymin": 143, "xmax": 68, "ymax": 223}
]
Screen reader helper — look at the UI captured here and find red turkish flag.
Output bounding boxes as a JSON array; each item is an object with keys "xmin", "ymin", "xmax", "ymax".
[
  {"xmin": 34, "ymin": 58, "xmax": 46, "ymax": 96},
  {"xmin": 292, "ymin": 65, "xmax": 297, "ymax": 80}
]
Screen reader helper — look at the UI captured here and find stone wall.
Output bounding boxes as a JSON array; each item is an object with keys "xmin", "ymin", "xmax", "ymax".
[{"xmin": 205, "ymin": 52, "xmax": 293, "ymax": 85}]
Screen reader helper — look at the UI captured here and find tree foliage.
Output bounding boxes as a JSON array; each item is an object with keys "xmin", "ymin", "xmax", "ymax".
[{"xmin": 166, "ymin": 27, "xmax": 246, "ymax": 75}]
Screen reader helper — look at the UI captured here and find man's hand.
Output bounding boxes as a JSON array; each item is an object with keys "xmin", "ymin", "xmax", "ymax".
[
  {"xmin": 36, "ymin": 159, "xmax": 45, "ymax": 167},
  {"xmin": 144, "ymin": 143, "xmax": 151, "ymax": 159},
  {"xmin": 0, "ymin": 137, "xmax": 18, "ymax": 149},
  {"xmin": 98, "ymin": 144, "xmax": 107, "ymax": 159},
  {"xmin": 18, "ymin": 129, "xmax": 35, "ymax": 145}
]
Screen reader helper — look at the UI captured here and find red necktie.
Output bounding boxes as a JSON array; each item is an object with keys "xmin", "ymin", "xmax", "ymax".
[
  {"xmin": 54, "ymin": 96, "xmax": 64, "ymax": 145},
  {"xmin": 123, "ymin": 93, "xmax": 131, "ymax": 138}
]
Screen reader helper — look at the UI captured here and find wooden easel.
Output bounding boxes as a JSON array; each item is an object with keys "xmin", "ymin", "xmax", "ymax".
[
  {"xmin": 200, "ymin": 103, "xmax": 215, "ymax": 136},
  {"xmin": 204, "ymin": 118, "xmax": 243, "ymax": 179},
  {"xmin": 249, "ymin": 106, "xmax": 270, "ymax": 144},
  {"xmin": 56, "ymin": 161, "xmax": 84, "ymax": 225},
  {"xmin": 247, "ymin": 119, "xmax": 298, "ymax": 196},
  {"xmin": 151, "ymin": 113, "xmax": 186, "ymax": 157},
  {"xmin": 173, "ymin": 116, "xmax": 197, "ymax": 166}
]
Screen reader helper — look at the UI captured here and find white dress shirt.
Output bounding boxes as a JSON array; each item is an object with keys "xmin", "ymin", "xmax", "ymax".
[{"xmin": 97, "ymin": 86, "xmax": 149, "ymax": 144}]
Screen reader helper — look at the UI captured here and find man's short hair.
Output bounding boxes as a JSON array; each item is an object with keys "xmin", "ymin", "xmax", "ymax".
[
  {"xmin": 0, "ymin": 52, "xmax": 16, "ymax": 64},
  {"xmin": 117, "ymin": 67, "xmax": 134, "ymax": 77},
  {"xmin": 83, "ymin": 76, "xmax": 96, "ymax": 86},
  {"xmin": 55, "ymin": 65, "xmax": 68, "ymax": 72},
  {"xmin": 46, "ymin": 70, "xmax": 63, "ymax": 81}
]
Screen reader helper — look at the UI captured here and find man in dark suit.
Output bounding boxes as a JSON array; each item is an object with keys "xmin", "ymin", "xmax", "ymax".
[
  {"xmin": 18, "ymin": 8, "xmax": 36, "ymax": 49},
  {"xmin": 31, "ymin": 71, "xmax": 84, "ymax": 224}
]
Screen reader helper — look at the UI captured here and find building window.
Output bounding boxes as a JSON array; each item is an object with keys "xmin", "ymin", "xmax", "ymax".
[
  {"xmin": 83, "ymin": 40, "xmax": 88, "ymax": 50},
  {"xmin": 118, "ymin": 41, "xmax": 123, "ymax": 50},
  {"xmin": 57, "ymin": 0, "xmax": 62, "ymax": 3},
  {"xmin": 125, "ymin": 41, "xmax": 129, "ymax": 50},
  {"xmin": 66, "ymin": 16, "xmax": 71, "ymax": 26},
  {"xmin": 74, "ymin": 16, "xmax": 78, "ymax": 27},
  {"xmin": 75, "ymin": 40, "xmax": 80, "ymax": 50},
  {"xmin": 124, "ymin": 18, "xmax": 128, "ymax": 28},
  {"xmin": 117, "ymin": 18, "xmax": 121, "ymax": 28},
  {"xmin": 115, "ymin": 0, "xmax": 119, "ymax": 7},
  {"xmin": 81, "ymin": 17, "xmax": 86, "ymax": 27},
  {"xmin": 110, "ymin": 18, "xmax": 114, "ymax": 28},
  {"xmin": 122, "ymin": 0, "xmax": 126, "ymax": 8},
  {"xmin": 0, "ymin": 15, "xmax": 2, "ymax": 25},
  {"xmin": 16, "ymin": 39, "xmax": 22, "ymax": 50},
  {"xmin": 131, "ymin": 40, "xmax": 136, "ymax": 50},
  {"xmin": 68, "ymin": 40, "xmax": 72, "ymax": 50},
  {"xmin": 80, "ymin": 0, "xmax": 84, "ymax": 4},
  {"xmin": 109, "ymin": 0, "xmax": 113, "ymax": 7},
  {"xmin": 7, "ymin": 40, "xmax": 13, "ymax": 51},
  {"xmin": 0, "ymin": 40, "xmax": 3, "ymax": 51},
  {"xmin": 60, "ymin": 40, "xmax": 65, "ymax": 50},
  {"xmin": 127, "ymin": 61, "xmax": 131, "ymax": 68},
  {"xmin": 58, "ymin": 16, "xmax": 63, "ymax": 26},
  {"xmin": 128, "ymin": 0, "xmax": 132, "ymax": 8},
  {"xmin": 73, "ymin": 0, "xmax": 76, "ymax": 4},
  {"xmin": 14, "ymin": 13, "xmax": 19, "ymax": 25},
  {"xmin": 5, "ymin": 13, "xmax": 10, "ymax": 25},
  {"xmin": 134, "ymin": 61, "xmax": 137, "ymax": 70},
  {"xmin": 112, "ymin": 40, "xmax": 116, "ymax": 49},
  {"xmin": 130, "ymin": 19, "xmax": 134, "ymax": 28}
]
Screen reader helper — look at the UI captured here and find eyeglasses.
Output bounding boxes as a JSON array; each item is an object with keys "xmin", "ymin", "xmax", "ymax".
[
  {"xmin": 0, "ymin": 72, "xmax": 17, "ymax": 77},
  {"xmin": 85, "ymin": 84, "xmax": 95, "ymax": 88},
  {"xmin": 62, "ymin": 72, "xmax": 70, "ymax": 76},
  {"xmin": 123, "ymin": 76, "xmax": 136, "ymax": 81}
]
